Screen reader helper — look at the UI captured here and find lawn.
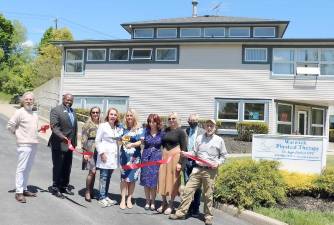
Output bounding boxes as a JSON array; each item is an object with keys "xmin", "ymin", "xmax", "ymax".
[{"xmin": 0, "ymin": 92, "xmax": 11, "ymax": 103}]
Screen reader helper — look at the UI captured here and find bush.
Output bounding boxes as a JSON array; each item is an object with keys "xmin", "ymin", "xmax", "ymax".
[
  {"xmin": 214, "ymin": 159, "xmax": 286, "ymax": 209},
  {"xmin": 315, "ymin": 168, "xmax": 334, "ymax": 197},
  {"xmin": 329, "ymin": 129, "xmax": 334, "ymax": 142},
  {"xmin": 280, "ymin": 171, "xmax": 319, "ymax": 196},
  {"xmin": 236, "ymin": 121, "xmax": 268, "ymax": 142},
  {"xmin": 75, "ymin": 108, "xmax": 90, "ymax": 122}
]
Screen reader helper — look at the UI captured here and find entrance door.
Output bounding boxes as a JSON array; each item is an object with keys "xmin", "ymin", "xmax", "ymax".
[{"xmin": 297, "ymin": 111, "xmax": 307, "ymax": 135}]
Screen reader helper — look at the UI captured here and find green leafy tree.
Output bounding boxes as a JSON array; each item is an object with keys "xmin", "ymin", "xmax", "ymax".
[{"xmin": 0, "ymin": 14, "xmax": 14, "ymax": 62}]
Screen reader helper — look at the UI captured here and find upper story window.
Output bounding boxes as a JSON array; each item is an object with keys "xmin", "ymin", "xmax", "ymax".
[
  {"xmin": 229, "ymin": 27, "xmax": 250, "ymax": 37},
  {"xmin": 321, "ymin": 48, "xmax": 334, "ymax": 75},
  {"xmin": 109, "ymin": 48, "xmax": 129, "ymax": 61},
  {"xmin": 180, "ymin": 28, "xmax": 201, "ymax": 38},
  {"xmin": 204, "ymin": 27, "xmax": 225, "ymax": 37},
  {"xmin": 157, "ymin": 28, "xmax": 177, "ymax": 38},
  {"xmin": 156, "ymin": 48, "xmax": 177, "ymax": 61},
  {"xmin": 87, "ymin": 49, "xmax": 106, "ymax": 61},
  {"xmin": 131, "ymin": 48, "xmax": 152, "ymax": 60},
  {"xmin": 253, "ymin": 27, "xmax": 276, "ymax": 37},
  {"xmin": 65, "ymin": 49, "xmax": 84, "ymax": 74},
  {"xmin": 133, "ymin": 28, "xmax": 154, "ymax": 38},
  {"xmin": 244, "ymin": 48, "xmax": 267, "ymax": 62},
  {"xmin": 272, "ymin": 48, "xmax": 295, "ymax": 75}
]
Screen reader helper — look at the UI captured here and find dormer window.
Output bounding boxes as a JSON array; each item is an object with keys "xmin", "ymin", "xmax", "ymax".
[
  {"xmin": 133, "ymin": 28, "xmax": 154, "ymax": 39},
  {"xmin": 229, "ymin": 27, "xmax": 250, "ymax": 37},
  {"xmin": 204, "ymin": 27, "xmax": 225, "ymax": 37},
  {"xmin": 157, "ymin": 28, "xmax": 177, "ymax": 38},
  {"xmin": 253, "ymin": 27, "xmax": 276, "ymax": 37},
  {"xmin": 180, "ymin": 28, "xmax": 201, "ymax": 38}
]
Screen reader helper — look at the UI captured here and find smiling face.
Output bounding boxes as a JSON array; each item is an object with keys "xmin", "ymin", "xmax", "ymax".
[
  {"xmin": 148, "ymin": 119, "xmax": 158, "ymax": 130},
  {"xmin": 90, "ymin": 107, "xmax": 100, "ymax": 123},
  {"xmin": 168, "ymin": 113, "xmax": 179, "ymax": 129},
  {"xmin": 108, "ymin": 109, "xmax": 118, "ymax": 125},
  {"xmin": 23, "ymin": 93, "xmax": 34, "ymax": 111},
  {"xmin": 126, "ymin": 111, "xmax": 134, "ymax": 128},
  {"xmin": 62, "ymin": 94, "xmax": 73, "ymax": 108},
  {"xmin": 205, "ymin": 121, "xmax": 216, "ymax": 136}
]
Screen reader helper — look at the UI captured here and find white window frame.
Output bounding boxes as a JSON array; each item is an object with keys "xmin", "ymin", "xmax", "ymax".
[
  {"xmin": 65, "ymin": 49, "xmax": 84, "ymax": 75},
  {"xmin": 244, "ymin": 48, "xmax": 268, "ymax": 62},
  {"xmin": 133, "ymin": 28, "xmax": 154, "ymax": 39},
  {"xmin": 87, "ymin": 48, "xmax": 106, "ymax": 62},
  {"xmin": 204, "ymin": 27, "xmax": 225, "ymax": 38},
  {"xmin": 276, "ymin": 103, "xmax": 293, "ymax": 134},
  {"xmin": 272, "ymin": 48, "xmax": 295, "ymax": 76},
  {"xmin": 180, "ymin": 28, "xmax": 201, "ymax": 38},
  {"xmin": 109, "ymin": 48, "xmax": 129, "ymax": 61},
  {"xmin": 228, "ymin": 27, "xmax": 250, "ymax": 37},
  {"xmin": 243, "ymin": 102, "xmax": 266, "ymax": 122},
  {"xmin": 216, "ymin": 100, "xmax": 240, "ymax": 132},
  {"xmin": 311, "ymin": 108, "xmax": 325, "ymax": 135},
  {"xmin": 155, "ymin": 48, "xmax": 177, "ymax": 62},
  {"xmin": 131, "ymin": 48, "xmax": 153, "ymax": 60},
  {"xmin": 253, "ymin": 27, "xmax": 276, "ymax": 38},
  {"xmin": 157, "ymin": 28, "xmax": 177, "ymax": 38}
]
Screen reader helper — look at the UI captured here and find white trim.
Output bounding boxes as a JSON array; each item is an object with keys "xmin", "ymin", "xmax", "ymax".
[
  {"xmin": 228, "ymin": 27, "xmax": 250, "ymax": 37},
  {"xmin": 87, "ymin": 48, "xmax": 106, "ymax": 62},
  {"xmin": 180, "ymin": 28, "xmax": 201, "ymax": 38},
  {"xmin": 133, "ymin": 28, "xmax": 154, "ymax": 39},
  {"xmin": 156, "ymin": 28, "xmax": 177, "ymax": 38},
  {"xmin": 253, "ymin": 27, "xmax": 276, "ymax": 38},
  {"xmin": 155, "ymin": 48, "xmax": 177, "ymax": 61},
  {"xmin": 131, "ymin": 48, "xmax": 152, "ymax": 60},
  {"xmin": 203, "ymin": 27, "xmax": 225, "ymax": 38},
  {"xmin": 244, "ymin": 48, "xmax": 268, "ymax": 62},
  {"xmin": 109, "ymin": 48, "xmax": 129, "ymax": 61},
  {"xmin": 65, "ymin": 49, "xmax": 84, "ymax": 75}
]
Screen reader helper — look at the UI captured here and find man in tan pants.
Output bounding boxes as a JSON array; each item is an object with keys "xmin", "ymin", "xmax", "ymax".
[{"xmin": 169, "ymin": 119, "xmax": 227, "ymax": 225}]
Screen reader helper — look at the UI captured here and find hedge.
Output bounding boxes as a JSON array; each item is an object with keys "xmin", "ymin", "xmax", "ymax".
[
  {"xmin": 315, "ymin": 168, "xmax": 334, "ymax": 197},
  {"xmin": 280, "ymin": 171, "xmax": 319, "ymax": 196},
  {"xmin": 75, "ymin": 108, "xmax": 90, "ymax": 122},
  {"xmin": 236, "ymin": 121, "xmax": 269, "ymax": 142}
]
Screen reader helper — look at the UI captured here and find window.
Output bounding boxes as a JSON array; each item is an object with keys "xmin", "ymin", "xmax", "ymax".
[
  {"xmin": 321, "ymin": 48, "xmax": 334, "ymax": 75},
  {"xmin": 217, "ymin": 101, "xmax": 239, "ymax": 130},
  {"xmin": 107, "ymin": 99, "xmax": 128, "ymax": 113},
  {"xmin": 229, "ymin": 27, "xmax": 250, "ymax": 37},
  {"xmin": 253, "ymin": 27, "xmax": 275, "ymax": 37},
  {"xmin": 272, "ymin": 48, "xmax": 294, "ymax": 75},
  {"xmin": 244, "ymin": 103, "xmax": 265, "ymax": 121},
  {"xmin": 87, "ymin": 49, "xmax": 106, "ymax": 61},
  {"xmin": 311, "ymin": 108, "xmax": 324, "ymax": 135},
  {"xmin": 109, "ymin": 48, "xmax": 129, "ymax": 61},
  {"xmin": 244, "ymin": 48, "xmax": 267, "ymax": 62},
  {"xmin": 133, "ymin": 28, "xmax": 154, "ymax": 38},
  {"xmin": 180, "ymin": 28, "xmax": 201, "ymax": 38},
  {"xmin": 277, "ymin": 103, "xmax": 293, "ymax": 134},
  {"xmin": 65, "ymin": 49, "xmax": 84, "ymax": 73},
  {"xmin": 157, "ymin": 28, "xmax": 177, "ymax": 38},
  {"xmin": 156, "ymin": 48, "xmax": 177, "ymax": 61},
  {"xmin": 86, "ymin": 97, "xmax": 104, "ymax": 111},
  {"xmin": 131, "ymin": 48, "xmax": 152, "ymax": 60},
  {"xmin": 204, "ymin": 27, "xmax": 225, "ymax": 37}
]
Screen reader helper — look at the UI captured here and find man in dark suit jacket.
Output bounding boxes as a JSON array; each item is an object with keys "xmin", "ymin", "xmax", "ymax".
[
  {"xmin": 184, "ymin": 114, "xmax": 205, "ymax": 217},
  {"xmin": 48, "ymin": 93, "xmax": 77, "ymax": 198}
]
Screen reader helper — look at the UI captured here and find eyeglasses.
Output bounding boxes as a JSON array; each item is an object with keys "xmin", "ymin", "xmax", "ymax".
[
  {"xmin": 168, "ymin": 117, "xmax": 176, "ymax": 121},
  {"xmin": 91, "ymin": 111, "xmax": 100, "ymax": 114}
]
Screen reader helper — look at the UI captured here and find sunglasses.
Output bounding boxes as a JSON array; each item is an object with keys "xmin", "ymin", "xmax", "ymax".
[
  {"xmin": 91, "ymin": 111, "xmax": 100, "ymax": 114},
  {"xmin": 168, "ymin": 117, "xmax": 176, "ymax": 121}
]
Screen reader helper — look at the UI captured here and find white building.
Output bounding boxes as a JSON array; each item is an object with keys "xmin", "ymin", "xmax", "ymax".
[{"xmin": 55, "ymin": 8, "xmax": 334, "ymax": 137}]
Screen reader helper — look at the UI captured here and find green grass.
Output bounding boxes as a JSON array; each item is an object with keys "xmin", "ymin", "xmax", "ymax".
[
  {"xmin": 327, "ymin": 155, "xmax": 334, "ymax": 169},
  {"xmin": 0, "ymin": 92, "xmax": 11, "ymax": 103},
  {"xmin": 255, "ymin": 207, "xmax": 334, "ymax": 225}
]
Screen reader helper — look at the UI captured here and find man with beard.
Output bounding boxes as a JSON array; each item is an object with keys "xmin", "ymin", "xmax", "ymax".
[
  {"xmin": 7, "ymin": 92, "xmax": 39, "ymax": 203},
  {"xmin": 48, "ymin": 93, "xmax": 77, "ymax": 198}
]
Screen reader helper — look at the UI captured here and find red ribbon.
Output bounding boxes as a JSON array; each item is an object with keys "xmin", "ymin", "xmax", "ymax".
[
  {"xmin": 39, "ymin": 124, "xmax": 50, "ymax": 133},
  {"xmin": 182, "ymin": 152, "xmax": 215, "ymax": 167},
  {"xmin": 67, "ymin": 140, "xmax": 93, "ymax": 156}
]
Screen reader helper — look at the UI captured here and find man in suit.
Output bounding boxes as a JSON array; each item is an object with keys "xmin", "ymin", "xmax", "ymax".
[
  {"xmin": 49, "ymin": 93, "xmax": 77, "ymax": 198},
  {"xmin": 184, "ymin": 114, "xmax": 205, "ymax": 217}
]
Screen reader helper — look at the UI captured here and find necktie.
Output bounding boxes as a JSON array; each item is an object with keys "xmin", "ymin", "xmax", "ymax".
[{"xmin": 67, "ymin": 108, "xmax": 75, "ymax": 126}]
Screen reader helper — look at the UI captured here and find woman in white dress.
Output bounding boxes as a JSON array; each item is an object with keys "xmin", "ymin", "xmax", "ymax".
[{"xmin": 95, "ymin": 107, "xmax": 123, "ymax": 207}]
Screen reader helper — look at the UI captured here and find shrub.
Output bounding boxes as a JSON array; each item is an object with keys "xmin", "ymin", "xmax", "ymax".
[
  {"xmin": 236, "ymin": 121, "xmax": 269, "ymax": 142},
  {"xmin": 75, "ymin": 108, "xmax": 90, "ymax": 122},
  {"xmin": 214, "ymin": 159, "xmax": 286, "ymax": 209},
  {"xmin": 315, "ymin": 168, "xmax": 334, "ymax": 197},
  {"xmin": 280, "ymin": 170, "xmax": 319, "ymax": 196},
  {"xmin": 329, "ymin": 129, "xmax": 334, "ymax": 142}
]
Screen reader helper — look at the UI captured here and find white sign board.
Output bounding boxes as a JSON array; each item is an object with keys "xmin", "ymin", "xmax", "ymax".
[{"xmin": 252, "ymin": 134, "xmax": 327, "ymax": 174}]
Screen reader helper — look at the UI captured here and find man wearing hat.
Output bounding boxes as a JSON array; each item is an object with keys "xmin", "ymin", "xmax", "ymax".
[{"xmin": 169, "ymin": 119, "xmax": 227, "ymax": 225}]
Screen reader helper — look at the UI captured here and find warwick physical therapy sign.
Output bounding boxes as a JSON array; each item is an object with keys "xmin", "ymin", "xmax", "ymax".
[{"xmin": 252, "ymin": 134, "xmax": 327, "ymax": 174}]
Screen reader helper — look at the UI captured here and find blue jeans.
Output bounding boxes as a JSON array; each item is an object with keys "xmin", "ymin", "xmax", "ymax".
[
  {"xmin": 99, "ymin": 169, "xmax": 114, "ymax": 200},
  {"xmin": 183, "ymin": 160, "xmax": 202, "ymax": 214}
]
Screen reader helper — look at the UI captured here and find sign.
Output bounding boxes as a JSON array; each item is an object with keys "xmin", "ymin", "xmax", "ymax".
[{"xmin": 252, "ymin": 134, "xmax": 327, "ymax": 174}]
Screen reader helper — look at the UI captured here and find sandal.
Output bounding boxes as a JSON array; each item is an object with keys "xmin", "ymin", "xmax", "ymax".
[
  {"xmin": 150, "ymin": 204, "xmax": 155, "ymax": 211},
  {"xmin": 164, "ymin": 207, "xmax": 173, "ymax": 215},
  {"xmin": 144, "ymin": 204, "xmax": 150, "ymax": 210},
  {"xmin": 157, "ymin": 204, "xmax": 167, "ymax": 213}
]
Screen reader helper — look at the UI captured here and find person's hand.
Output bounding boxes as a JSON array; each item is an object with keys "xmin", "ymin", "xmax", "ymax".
[
  {"xmin": 196, "ymin": 161, "xmax": 206, "ymax": 167},
  {"xmin": 83, "ymin": 154, "xmax": 91, "ymax": 160},
  {"xmin": 176, "ymin": 163, "xmax": 182, "ymax": 172},
  {"xmin": 210, "ymin": 162, "xmax": 219, "ymax": 169},
  {"xmin": 63, "ymin": 136, "xmax": 69, "ymax": 143},
  {"xmin": 101, "ymin": 153, "xmax": 107, "ymax": 163},
  {"xmin": 180, "ymin": 151, "xmax": 185, "ymax": 156}
]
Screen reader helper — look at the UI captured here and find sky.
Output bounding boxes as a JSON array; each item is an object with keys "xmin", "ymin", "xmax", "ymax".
[{"xmin": 1, "ymin": 0, "xmax": 334, "ymax": 47}]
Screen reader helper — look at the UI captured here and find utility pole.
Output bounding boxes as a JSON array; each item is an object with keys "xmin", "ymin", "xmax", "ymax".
[{"xmin": 54, "ymin": 18, "xmax": 58, "ymax": 30}]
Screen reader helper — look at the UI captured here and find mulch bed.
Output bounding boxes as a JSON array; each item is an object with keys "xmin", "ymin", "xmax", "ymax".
[{"xmin": 278, "ymin": 196, "xmax": 334, "ymax": 212}]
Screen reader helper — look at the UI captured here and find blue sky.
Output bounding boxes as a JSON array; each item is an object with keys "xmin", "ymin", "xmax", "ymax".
[{"xmin": 1, "ymin": 0, "xmax": 333, "ymax": 46}]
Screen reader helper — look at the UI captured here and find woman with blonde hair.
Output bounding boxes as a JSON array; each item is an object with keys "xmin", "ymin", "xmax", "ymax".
[
  {"xmin": 119, "ymin": 109, "xmax": 143, "ymax": 209},
  {"xmin": 157, "ymin": 112, "xmax": 187, "ymax": 215}
]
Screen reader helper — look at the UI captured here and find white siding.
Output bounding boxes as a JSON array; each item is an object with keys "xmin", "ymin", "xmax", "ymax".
[{"xmin": 62, "ymin": 44, "xmax": 334, "ymax": 125}]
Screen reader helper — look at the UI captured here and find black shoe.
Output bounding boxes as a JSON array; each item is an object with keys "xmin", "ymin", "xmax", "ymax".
[
  {"xmin": 52, "ymin": 189, "xmax": 65, "ymax": 199},
  {"xmin": 60, "ymin": 188, "xmax": 74, "ymax": 195}
]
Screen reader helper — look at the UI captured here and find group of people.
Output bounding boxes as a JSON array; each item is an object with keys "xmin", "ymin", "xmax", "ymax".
[{"xmin": 7, "ymin": 92, "xmax": 227, "ymax": 225}]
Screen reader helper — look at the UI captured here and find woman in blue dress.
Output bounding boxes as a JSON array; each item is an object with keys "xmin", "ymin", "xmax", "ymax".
[
  {"xmin": 119, "ymin": 109, "xmax": 143, "ymax": 209},
  {"xmin": 140, "ymin": 114, "xmax": 164, "ymax": 211}
]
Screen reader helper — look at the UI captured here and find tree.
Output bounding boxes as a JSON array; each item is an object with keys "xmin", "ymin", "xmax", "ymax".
[{"xmin": 0, "ymin": 14, "xmax": 14, "ymax": 62}]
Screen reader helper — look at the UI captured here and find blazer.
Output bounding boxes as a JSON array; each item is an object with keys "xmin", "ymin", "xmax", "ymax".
[{"xmin": 48, "ymin": 104, "xmax": 78, "ymax": 152}]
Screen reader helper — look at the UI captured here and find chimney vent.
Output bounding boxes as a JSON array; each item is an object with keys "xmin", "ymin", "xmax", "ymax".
[{"xmin": 192, "ymin": 0, "xmax": 198, "ymax": 17}]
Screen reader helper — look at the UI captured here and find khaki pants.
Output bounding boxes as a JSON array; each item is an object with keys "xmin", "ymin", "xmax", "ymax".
[{"xmin": 175, "ymin": 167, "xmax": 217, "ymax": 223}]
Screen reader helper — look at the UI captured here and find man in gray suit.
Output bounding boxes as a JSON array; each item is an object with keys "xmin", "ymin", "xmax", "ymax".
[
  {"xmin": 184, "ymin": 114, "xmax": 205, "ymax": 217},
  {"xmin": 49, "ymin": 93, "xmax": 77, "ymax": 198}
]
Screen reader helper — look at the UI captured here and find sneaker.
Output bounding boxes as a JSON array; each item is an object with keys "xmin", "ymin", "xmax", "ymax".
[
  {"xmin": 98, "ymin": 198, "xmax": 111, "ymax": 208},
  {"xmin": 105, "ymin": 197, "xmax": 117, "ymax": 206}
]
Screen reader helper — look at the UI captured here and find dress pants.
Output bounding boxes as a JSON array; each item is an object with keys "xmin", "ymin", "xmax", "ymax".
[
  {"xmin": 183, "ymin": 160, "xmax": 202, "ymax": 214},
  {"xmin": 16, "ymin": 144, "xmax": 37, "ymax": 193},
  {"xmin": 51, "ymin": 148, "xmax": 73, "ymax": 189}
]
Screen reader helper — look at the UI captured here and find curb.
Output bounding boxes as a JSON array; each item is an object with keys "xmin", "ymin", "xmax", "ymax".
[{"xmin": 217, "ymin": 203, "xmax": 288, "ymax": 225}]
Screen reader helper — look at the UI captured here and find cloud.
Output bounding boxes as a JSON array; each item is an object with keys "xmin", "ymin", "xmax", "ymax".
[{"xmin": 22, "ymin": 40, "xmax": 34, "ymax": 48}]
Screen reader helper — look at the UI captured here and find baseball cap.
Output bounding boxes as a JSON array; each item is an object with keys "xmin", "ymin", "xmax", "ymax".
[{"xmin": 205, "ymin": 119, "xmax": 216, "ymax": 125}]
